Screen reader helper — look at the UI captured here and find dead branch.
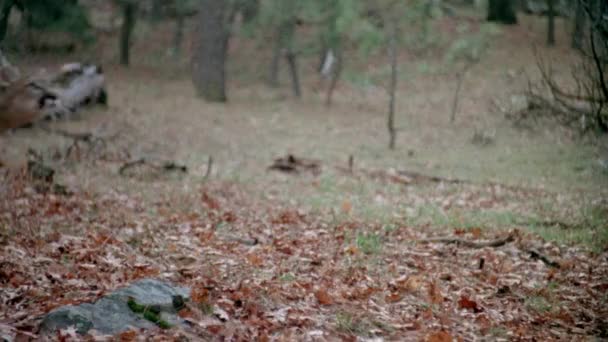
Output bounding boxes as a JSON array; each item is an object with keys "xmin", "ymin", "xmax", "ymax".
[
  {"xmin": 39, "ymin": 126, "xmax": 108, "ymax": 160},
  {"xmin": 119, "ymin": 158, "xmax": 188, "ymax": 176},
  {"xmin": 416, "ymin": 234, "xmax": 515, "ymax": 248},
  {"xmin": 268, "ymin": 154, "xmax": 321, "ymax": 175},
  {"xmin": 526, "ymin": 249, "xmax": 560, "ymax": 268}
]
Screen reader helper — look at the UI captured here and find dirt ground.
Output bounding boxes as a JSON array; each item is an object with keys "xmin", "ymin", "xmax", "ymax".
[{"xmin": 1, "ymin": 12, "xmax": 607, "ymax": 341}]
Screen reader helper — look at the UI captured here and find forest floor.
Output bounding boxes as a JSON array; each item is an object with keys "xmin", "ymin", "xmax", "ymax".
[{"xmin": 1, "ymin": 12, "xmax": 608, "ymax": 341}]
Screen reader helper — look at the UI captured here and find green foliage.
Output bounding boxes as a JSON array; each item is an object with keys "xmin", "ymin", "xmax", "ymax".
[
  {"xmin": 23, "ymin": 0, "xmax": 93, "ymax": 42},
  {"xmin": 335, "ymin": 312, "xmax": 359, "ymax": 334},
  {"xmin": 356, "ymin": 232, "xmax": 382, "ymax": 254},
  {"xmin": 445, "ymin": 23, "xmax": 501, "ymax": 65}
]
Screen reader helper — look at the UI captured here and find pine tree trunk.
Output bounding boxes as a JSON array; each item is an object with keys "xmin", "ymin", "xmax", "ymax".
[
  {"xmin": 269, "ymin": 32, "xmax": 281, "ymax": 87},
  {"xmin": 192, "ymin": 0, "xmax": 230, "ymax": 102},
  {"xmin": 120, "ymin": 2, "xmax": 136, "ymax": 66},
  {"xmin": 268, "ymin": 21, "xmax": 295, "ymax": 88},
  {"xmin": 487, "ymin": 0, "xmax": 517, "ymax": 25},
  {"xmin": 285, "ymin": 49, "xmax": 301, "ymax": 98},
  {"xmin": 0, "ymin": 0, "xmax": 16, "ymax": 45},
  {"xmin": 387, "ymin": 24, "xmax": 398, "ymax": 150},
  {"xmin": 572, "ymin": 0, "xmax": 586, "ymax": 50},
  {"xmin": 325, "ymin": 47, "xmax": 342, "ymax": 107},
  {"xmin": 547, "ymin": 0, "xmax": 555, "ymax": 46},
  {"xmin": 172, "ymin": 14, "xmax": 184, "ymax": 57}
]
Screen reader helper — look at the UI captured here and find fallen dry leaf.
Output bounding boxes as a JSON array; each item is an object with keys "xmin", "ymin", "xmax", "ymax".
[
  {"xmin": 315, "ymin": 288, "xmax": 334, "ymax": 305},
  {"xmin": 426, "ymin": 330, "xmax": 453, "ymax": 342},
  {"xmin": 458, "ymin": 295, "xmax": 483, "ymax": 313}
]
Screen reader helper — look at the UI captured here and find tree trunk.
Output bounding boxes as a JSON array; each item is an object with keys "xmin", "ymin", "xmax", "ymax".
[
  {"xmin": 547, "ymin": 0, "xmax": 555, "ymax": 46},
  {"xmin": 172, "ymin": 14, "xmax": 184, "ymax": 57},
  {"xmin": 269, "ymin": 32, "xmax": 281, "ymax": 87},
  {"xmin": 268, "ymin": 21, "xmax": 295, "ymax": 89},
  {"xmin": 285, "ymin": 49, "xmax": 301, "ymax": 98},
  {"xmin": 241, "ymin": 0, "xmax": 259, "ymax": 24},
  {"xmin": 487, "ymin": 0, "xmax": 517, "ymax": 25},
  {"xmin": 572, "ymin": 0, "xmax": 586, "ymax": 50},
  {"xmin": 0, "ymin": 0, "xmax": 15, "ymax": 45},
  {"xmin": 120, "ymin": 2, "xmax": 136, "ymax": 66},
  {"xmin": 192, "ymin": 0, "xmax": 230, "ymax": 102},
  {"xmin": 325, "ymin": 47, "xmax": 342, "ymax": 107},
  {"xmin": 387, "ymin": 24, "xmax": 398, "ymax": 150}
]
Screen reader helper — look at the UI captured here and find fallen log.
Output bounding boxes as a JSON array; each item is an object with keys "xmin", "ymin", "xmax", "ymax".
[
  {"xmin": 0, "ymin": 78, "xmax": 64, "ymax": 133},
  {"xmin": 44, "ymin": 63, "xmax": 107, "ymax": 120},
  {"xmin": 0, "ymin": 52, "xmax": 107, "ymax": 131},
  {"xmin": 416, "ymin": 233, "xmax": 515, "ymax": 248}
]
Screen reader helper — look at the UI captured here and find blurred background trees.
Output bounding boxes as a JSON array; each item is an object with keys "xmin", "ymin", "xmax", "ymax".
[{"xmin": 0, "ymin": 0, "xmax": 605, "ymax": 137}]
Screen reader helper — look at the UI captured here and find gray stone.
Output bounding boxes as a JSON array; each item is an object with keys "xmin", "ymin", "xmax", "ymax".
[{"xmin": 40, "ymin": 278, "xmax": 190, "ymax": 336}]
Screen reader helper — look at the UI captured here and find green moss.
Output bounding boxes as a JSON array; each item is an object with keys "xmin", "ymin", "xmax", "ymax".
[
  {"xmin": 127, "ymin": 297, "xmax": 172, "ymax": 329},
  {"xmin": 127, "ymin": 297, "xmax": 145, "ymax": 313}
]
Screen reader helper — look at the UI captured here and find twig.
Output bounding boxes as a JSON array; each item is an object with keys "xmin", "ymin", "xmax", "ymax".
[
  {"xmin": 0, "ymin": 323, "xmax": 38, "ymax": 339},
  {"xmin": 204, "ymin": 156, "xmax": 213, "ymax": 180},
  {"xmin": 119, "ymin": 158, "xmax": 146, "ymax": 175},
  {"xmin": 119, "ymin": 158, "xmax": 188, "ymax": 176},
  {"xmin": 416, "ymin": 234, "xmax": 515, "ymax": 248},
  {"xmin": 39, "ymin": 126, "xmax": 107, "ymax": 159}
]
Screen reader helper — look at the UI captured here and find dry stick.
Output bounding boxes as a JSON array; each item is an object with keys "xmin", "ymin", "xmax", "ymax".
[
  {"xmin": 0, "ymin": 323, "xmax": 38, "ymax": 339},
  {"xmin": 119, "ymin": 158, "xmax": 146, "ymax": 175},
  {"xmin": 39, "ymin": 126, "xmax": 107, "ymax": 159},
  {"xmin": 416, "ymin": 234, "xmax": 515, "ymax": 248},
  {"xmin": 450, "ymin": 63, "xmax": 474, "ymax": 123},
  {"xmin": 204, "ymin": 156, "xmax": 213, "ymax": 180},
  {"xmin": 526, "ymin": 249, "xmax": 560, "ymax": 268},
  {"xmin": 119, "ymin": 158, "xmax": 187, "ymax": 176}
]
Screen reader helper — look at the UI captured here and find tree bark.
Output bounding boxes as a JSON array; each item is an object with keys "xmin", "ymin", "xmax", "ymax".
[
  {"xmin": 268, "ymin": 32, "xmax": 282, "ymax": 87},
  {"xmin": 192, "ymin": 0, "xmax": 231, "ymax": 102},
  {"xmin": 172, "ymin": 13, "xmax": 184, "ymax": 57},
  {"xmin": 572, "ymin": 0, "xmax": 586, "ymax": 50},
  {"xmin": 325, "ymin": 47, "xmax": 342, "ymax": 107},
  {"xmin": 268, "ymin": 21, "xmax": 296, "ymax": 89},
  {"xmin": 487, "ymin": 0, "xmax": 517, "ymax": 25},
  {"xmin": 547, "ymin": 0, "xmax": 555, "ymax": 46},
  {"xmin": 0, "ymin": 0, "xmax": 16, "ymax": 45},
  {"xmin": 387, "ymin": 24, "xmax": 398, "ymax": 150},
  {"xmin": 120, "ymin": 2, "xmax": 137, "ymax": 66},
  {"xmin": 285, "ymin": 49, "xmax": 301, "ymax": 98},
  {"xmin": 240, "ymin": 0, "xmax": 259, "ymax": 24}
]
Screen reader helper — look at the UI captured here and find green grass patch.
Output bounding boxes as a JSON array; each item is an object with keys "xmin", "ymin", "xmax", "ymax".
[{"xmin": 356, "ymin": 232, "xmax": 382, "ymax": 255}]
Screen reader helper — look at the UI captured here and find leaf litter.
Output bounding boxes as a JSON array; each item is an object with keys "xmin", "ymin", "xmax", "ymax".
[{"xmin": 0, "ymin": 171, "xmax": 607, "ymax": 341}]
